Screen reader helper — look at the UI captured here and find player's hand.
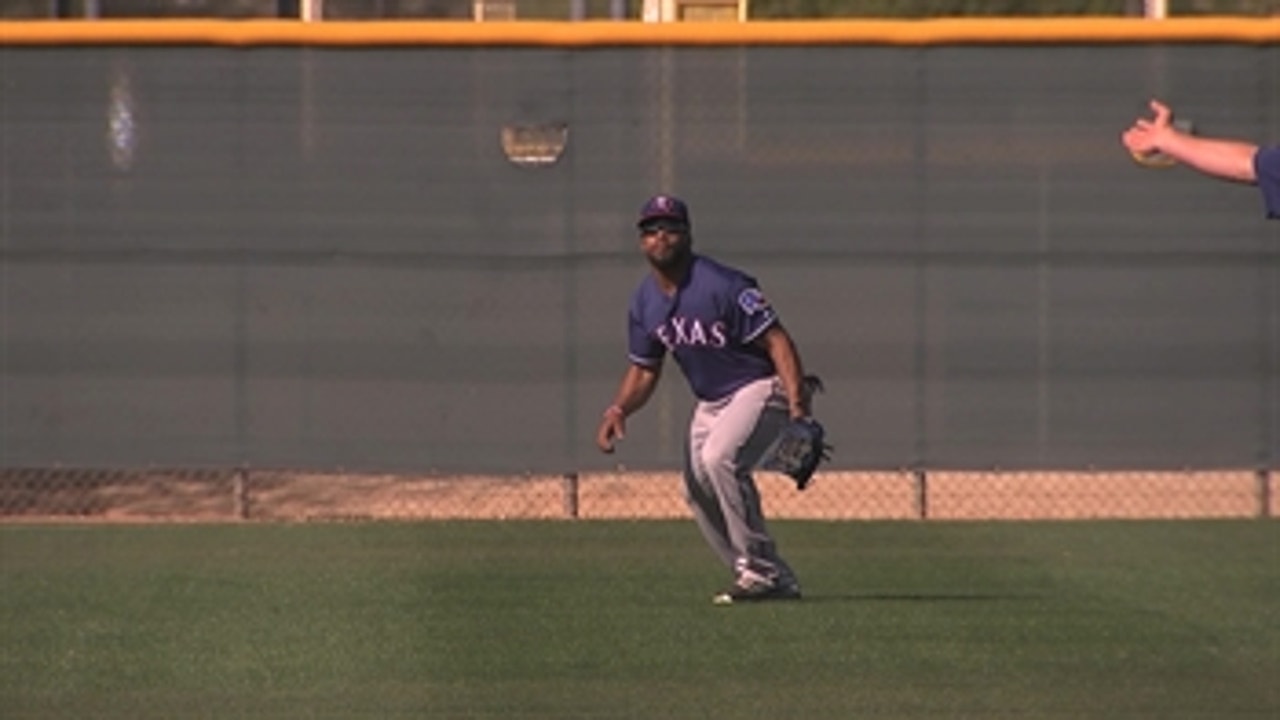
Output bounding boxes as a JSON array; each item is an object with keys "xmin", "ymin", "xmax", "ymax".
[
  {"xmin": 1122, "ymin": 99, "xmax": 1174, "ymax": 156},
  {"xmin": 596, "ymin": 406, "xmax": 626, "ymax": 454}
]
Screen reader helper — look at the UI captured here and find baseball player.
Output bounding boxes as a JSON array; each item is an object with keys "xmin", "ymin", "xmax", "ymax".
[
  {"xmin": 1122, "ymin": 99, "xmax": 1280, "ymax": 218},
  {"xmin": 595, "ymin": 194, "xmax": 814, "ymax": 605}
]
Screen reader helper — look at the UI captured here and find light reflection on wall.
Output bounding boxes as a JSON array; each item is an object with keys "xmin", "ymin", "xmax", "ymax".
[{"xmin": 106, "ymin": 63, "xmax": 138, "ymax": 171}]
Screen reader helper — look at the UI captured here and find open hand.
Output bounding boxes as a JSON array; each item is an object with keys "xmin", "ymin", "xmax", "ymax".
[{"xmin": 1122, "ymin": 99, "xmax": 1174, "ymax": 157}]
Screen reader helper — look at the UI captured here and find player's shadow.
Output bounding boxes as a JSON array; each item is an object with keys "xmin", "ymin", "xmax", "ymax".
[{"xmin": 804, "ymin": 591, "xmax": 1043, "ymax": 604}]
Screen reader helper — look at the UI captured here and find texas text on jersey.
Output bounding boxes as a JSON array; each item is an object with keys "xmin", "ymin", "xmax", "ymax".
[{"xmin": 627, "ymin": 255, "xmax": 779, "ymax": 402}]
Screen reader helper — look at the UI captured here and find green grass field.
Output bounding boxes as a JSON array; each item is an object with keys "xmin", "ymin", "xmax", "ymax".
[{"xmin": 1, "ymin": 520, "xmax": 1276, "ymax": 719}]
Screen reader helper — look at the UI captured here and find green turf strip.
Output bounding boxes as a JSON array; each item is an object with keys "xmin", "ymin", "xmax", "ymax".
[{"xmin": 2, "ymin": 520, "xmax": 1276, "ymax": 719}]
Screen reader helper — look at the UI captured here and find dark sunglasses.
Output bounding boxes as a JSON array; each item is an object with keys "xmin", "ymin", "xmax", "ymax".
[{"xmin": 639, "ymin": 220, "xmax": 688, "ymax": 235}]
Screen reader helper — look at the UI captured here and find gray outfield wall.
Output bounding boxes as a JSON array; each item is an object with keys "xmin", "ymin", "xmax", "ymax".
[{"xmin": 1, "ymin": 43, "xmax": 1276, "ymax": 474}]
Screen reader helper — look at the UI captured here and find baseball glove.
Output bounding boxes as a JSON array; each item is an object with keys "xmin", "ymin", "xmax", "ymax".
[{"xmin": 763, "ymin": 416, "xmax": 831, "ymax": 491}]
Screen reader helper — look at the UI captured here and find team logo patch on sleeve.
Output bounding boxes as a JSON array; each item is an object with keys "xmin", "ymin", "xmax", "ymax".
[{"xmin": 737, "ymin": 288, "xmax": 770, "ymax": 315}]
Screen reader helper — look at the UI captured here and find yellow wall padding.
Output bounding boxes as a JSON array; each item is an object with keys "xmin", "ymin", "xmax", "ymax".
[{"xmin": 0, "ymin": 18, "xmax": 1277, "ymax": 47}]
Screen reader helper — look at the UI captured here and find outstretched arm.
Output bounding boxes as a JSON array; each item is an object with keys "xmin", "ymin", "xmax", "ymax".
[
  {"xmin": 596, "ymin": 362, "xmax": 662, "ymax": 453},
  {"xmin": 1122, "ymin": 99, "xmax": 1259, "ymax": 183}
]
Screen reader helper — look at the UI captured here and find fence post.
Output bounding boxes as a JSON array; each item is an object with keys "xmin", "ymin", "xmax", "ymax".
[
  {"xmin": 233, "ymin": 467, "xmax": 250, "ymax": 520},
  {"xmin": 1258, "ymin": 468, "xmax": 1272, "ymax": 520},
  {"xmin": 563, "ymin": 472, "xmax": 580, "ymax": 519},
  {"xmin": 913, "ymin": 468, "xmax": 928, "ymax": 520}
]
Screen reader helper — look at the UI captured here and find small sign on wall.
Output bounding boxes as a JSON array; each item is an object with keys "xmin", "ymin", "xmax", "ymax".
[
  {"xmin": 643, "ymin": 0, "xmax": 746, "ymax": 22},
  {"xmin": 474, "ymin": 0, "xmax": 516, "ymax": 21}
]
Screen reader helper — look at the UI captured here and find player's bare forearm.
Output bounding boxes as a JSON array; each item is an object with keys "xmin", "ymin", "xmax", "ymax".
[
  {"xmin": 757, "ymin": 324, "xmax": 808, "ymax": 418},
  {"xmin": 597, "ymin": 362, "xmax": 661, "ymax": 453},
  {"xmin": 610, "ymin": 363, "xmax": 661, "ymax": 417},
  {"xmin": 1163, "ymin": 134, "xmax": 1259, "ymax": 183}
]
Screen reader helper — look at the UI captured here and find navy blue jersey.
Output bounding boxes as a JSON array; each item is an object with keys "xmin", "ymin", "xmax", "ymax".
[
  {"xmin": 1255, "ymin": 146, "xmax": 1280, "ymax": 219},
  {"xmin": 628, "ymin": 255, "xmax": 779, "ymax": 401}
]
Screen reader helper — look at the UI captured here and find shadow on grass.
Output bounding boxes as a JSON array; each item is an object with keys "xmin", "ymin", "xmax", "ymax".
[{"xmin": 804, "ymin": 592, "xmax": 1045, "ymax": 603}]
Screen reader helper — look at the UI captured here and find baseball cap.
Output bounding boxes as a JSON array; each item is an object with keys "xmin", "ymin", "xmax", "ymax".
[{"xmin": 637, "ymin": 194, "xmax": 690, "ymax": 228}]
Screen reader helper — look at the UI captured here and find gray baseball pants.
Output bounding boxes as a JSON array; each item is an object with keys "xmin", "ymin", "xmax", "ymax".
[{"xmin": 682, "ymin": 376, "xmax": 797, "ymax": 586}]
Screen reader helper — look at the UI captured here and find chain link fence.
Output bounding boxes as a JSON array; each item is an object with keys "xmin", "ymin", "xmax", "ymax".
[{"xmin": 1, "ymin": 468, "xmax": 1273, "ymax": 521}]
